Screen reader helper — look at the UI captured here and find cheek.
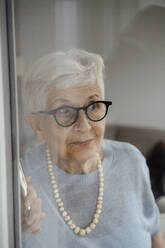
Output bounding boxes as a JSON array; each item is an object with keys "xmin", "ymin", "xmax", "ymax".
[
  {"xmin": 43, "ymin": 119, "xmax": 69, "ymax": 148},
  {"xmin": 93, "ymin": 120, "xmax": 105, "ymax": 142}
]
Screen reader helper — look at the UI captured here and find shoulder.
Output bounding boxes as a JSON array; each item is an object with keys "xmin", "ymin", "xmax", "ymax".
[
  {"xmin": 103, "ymin": 138, "xmax": 144, "ymax": 160},
  {"xmin": 103, "ymin": 139, "xmax": 148, "ymax": 176}
]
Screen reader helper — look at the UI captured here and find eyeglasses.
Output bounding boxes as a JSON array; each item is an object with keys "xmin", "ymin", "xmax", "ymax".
[{"xmin": 38, "ymin": 100, "xmax": 112, "ymax": 127}]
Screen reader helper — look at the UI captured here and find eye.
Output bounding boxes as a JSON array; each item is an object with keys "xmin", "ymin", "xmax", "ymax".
[
  {"xmin": 89, "ymin": 102, "xmax": 100, "ymax": 111},
  {"xmin": 58, "ymin": 107, "xmax": 72, "ymax": 115},
  {"xmin": 91, "ymin": 103, "xmax": 97, "ymax": 110}
]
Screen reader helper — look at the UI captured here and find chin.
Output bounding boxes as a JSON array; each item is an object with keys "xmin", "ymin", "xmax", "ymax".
[{"xmin": 68, "ymin": 143, "xmax": 100, "ymax": 161}]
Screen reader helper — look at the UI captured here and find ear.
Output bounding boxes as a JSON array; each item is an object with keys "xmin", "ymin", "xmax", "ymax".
[{"xmin": 24, "ymin": 114, "xmax": 45, "ymax": 143}]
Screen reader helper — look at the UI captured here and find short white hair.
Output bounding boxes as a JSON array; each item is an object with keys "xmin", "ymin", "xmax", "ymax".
[{"xmin": 23, "ymin": 49, "xmax": 105, "ymax": 113}]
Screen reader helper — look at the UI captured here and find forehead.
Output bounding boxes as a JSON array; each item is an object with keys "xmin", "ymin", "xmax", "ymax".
[{"xmin": 46, "ymin": 83, "xmax": 102, "ymax": 108}]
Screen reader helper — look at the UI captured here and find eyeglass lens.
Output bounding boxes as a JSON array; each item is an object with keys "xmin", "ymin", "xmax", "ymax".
[
  {"xmin": 56, "ymin": 107, "xmax": 77, "ymax": 126},
  {"xmin": 55, "ymin": 102, "xmax": 107, "ymax": 126},
  {"xmin": 87, "ymin": 102, "xmax": 106, "ymax": 121}
]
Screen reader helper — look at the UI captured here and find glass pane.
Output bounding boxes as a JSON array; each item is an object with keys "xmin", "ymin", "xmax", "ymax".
[{"xmin": 13, "ymin": 0, "xmax": 165, "ymax": 247}]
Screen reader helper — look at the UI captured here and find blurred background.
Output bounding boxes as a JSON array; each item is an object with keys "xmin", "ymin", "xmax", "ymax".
[{"xmin": 14, "ymin": 0, "xmax": 165, "ymax": 213}]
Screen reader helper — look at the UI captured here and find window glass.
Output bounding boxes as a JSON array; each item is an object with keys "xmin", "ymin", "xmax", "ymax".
[{"xmin": 13, "ymin": 0, "xmax": 165, "ymax": 247}]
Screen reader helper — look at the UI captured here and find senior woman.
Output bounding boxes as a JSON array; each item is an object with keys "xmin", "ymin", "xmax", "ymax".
[{"xmin": 21, "ymin": 49, "xmax": 165, "ymax": 247}]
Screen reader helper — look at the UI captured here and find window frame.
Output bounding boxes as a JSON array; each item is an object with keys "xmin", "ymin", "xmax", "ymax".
[{"xmin": 0, "ymin": 0, "xmax": 22, "ymax": 247}]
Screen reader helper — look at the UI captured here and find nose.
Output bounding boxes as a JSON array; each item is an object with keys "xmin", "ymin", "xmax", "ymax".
[{"xmin": 73, "ymin": 109, "xmax": 91, "ymax": 132}]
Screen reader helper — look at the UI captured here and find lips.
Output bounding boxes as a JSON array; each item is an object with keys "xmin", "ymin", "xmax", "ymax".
[{"xmin": 71, "ymin": 139, "xmax": 94, "ymax": 145}]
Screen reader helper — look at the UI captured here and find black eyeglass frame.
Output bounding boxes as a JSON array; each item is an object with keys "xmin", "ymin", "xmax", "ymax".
[{"xmin": 38, "ymin": 100, "xmax": 112, "ymax": 127}]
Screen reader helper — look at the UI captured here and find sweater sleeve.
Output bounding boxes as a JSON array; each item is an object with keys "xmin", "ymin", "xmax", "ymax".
[
  {"xmin": 140, "ymin": 158, "xmax": 160, "ymax": 236},
  {"xmin": 128, "ymin": 146, "xmax": 161, "ymax": 236}
]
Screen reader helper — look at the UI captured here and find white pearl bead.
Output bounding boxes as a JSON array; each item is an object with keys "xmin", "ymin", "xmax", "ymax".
[
  {"xmin": 79, "ymin": 229, "xmax": 86, "ymax": 236},
  {"xmin": 99, "ymin": 177, "xmax": 104, "ymax": 182},
  {"xmin": 58, "ymin": 202, "xmax": 64, "ymax": 207},
  {"xmin": 96, "ymin": 209, "xmax": 101, "ymax": 214},
  {"xmin": 62, "ymin": 211, "xmax": 67, "ymax": 217},
  {"xmin": 97, "ymin": 202, "xmax": 103, "ymax": 208},
  {"xmin": 99, "ymin": 188, "xmax": 104, "ymax": 193},
  {"xmin": 97, "ymin": 201, "xmax": 103, "ymax": 207},
  {"xmin": 67, "ymin": 220, "xmax": 72, "ymax": 225},
  {"xmin": 59, "ymin": 207, "xmax": 64, "ymax": 212},
  {"xmin": 85, "ymin": 227, "xmax": 91, "ymax": 233},
  {"xmin": 65, "ymin": 216, "xmax": 70, "ymax": 221},
  {"xmin": 56, "ymin": 198, "xmax": 61, "ymax": 203},
  {"xmin": 55, "ymin": 193, "xmax": 60, "ymax": 198},
  {"xmin": 94, "ymin": 213, "xmax": 99, "ymax": 218},
  {"xmin": 99, "ymin": 191, "xmax": 104, "ymax": 196},
  {"xmin": 93, "ymin": 218, "xmax": 98, "ymax": 224},
  {"xmin": 74, "ymin": 227, "xmax": 80, "ymax": 234},
  {"xmin": 97, "ymin": 198, "xmax": 103, "ymax": 202},
  {"xmin": 99, "ymin": 172, "xmax": 103, "ymax": 178},
  {"xmin": 100, "ymin": 182, "xmax": 104, "ymax": 187},
  {"xmin": 90, "ymin": 223, "xmax": 96, "ymax": 229},
  {"xmin": 52, "ymin": 185, "xmax": 58, "ymax": 190},
  {"xmin": 97, "ymin": 204, "xmax": 102, "ymax": 209},
  {"xmin": 70, "ymin": 224, "xmax": 76, "ymax": 229}
]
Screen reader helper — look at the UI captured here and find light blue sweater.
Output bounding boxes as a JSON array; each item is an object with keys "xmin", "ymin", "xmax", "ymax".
[{"xmin": 22, "ymin": 139, "xmax": 160, "ymax": 248}]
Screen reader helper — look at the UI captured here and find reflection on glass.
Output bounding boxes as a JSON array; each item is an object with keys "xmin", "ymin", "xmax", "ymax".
[{"xmin": 13, "ymin": 0, "xmax": 165, "ymax": 247}]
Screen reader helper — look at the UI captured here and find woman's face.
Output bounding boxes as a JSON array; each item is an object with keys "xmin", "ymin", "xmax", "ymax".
[{"xmin": 27, "ymin": 83, "xmax": 105, "ymax": 166}]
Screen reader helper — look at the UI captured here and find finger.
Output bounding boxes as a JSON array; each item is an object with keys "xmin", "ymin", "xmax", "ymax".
[
  {"xmin": 30, "ymin": 213, "xmax": 45, "ymax": 233},
  {"xmin": 24, "ymin": 184, "xmax": 37, "ymax": 208},
  {"xmin": 25, "ymin": 176, "xmax": 31, "ymax": 183},
  {"xmin": 22, "ymin": 212, "xmax": 45, "ymax": 233},
  {"xmin": 26, "ymin": 212, "xmax": 45, "ymax": 233},
  {"xmin": 25, "ymin": 198, "xmax": 42, "ymax": 226},
  {"xmin": 32, "ymin": 228, "xmax": 42, "ymax": 234}
]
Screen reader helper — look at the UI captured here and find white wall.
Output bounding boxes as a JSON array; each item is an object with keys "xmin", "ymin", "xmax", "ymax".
[
  {"xmin": 105, "ymin": 5, "xmax": 165, "ymax": 130},
  {"xmin": 14, "ymin": 0, "xmax": 165, "ymax": 152}
]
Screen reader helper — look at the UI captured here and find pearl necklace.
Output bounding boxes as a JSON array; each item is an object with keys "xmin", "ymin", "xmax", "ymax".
[{"xmin": 46, "ymin": 147, "xmax": 104, "ymax": 236}]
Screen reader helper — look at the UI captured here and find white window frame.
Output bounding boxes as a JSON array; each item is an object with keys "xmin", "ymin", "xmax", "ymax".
[{"xmin": 0, "ymin": 0, "xmax": 21, "ymax": 247}]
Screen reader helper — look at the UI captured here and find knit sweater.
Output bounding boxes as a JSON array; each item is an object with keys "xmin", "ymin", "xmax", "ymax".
[{"xmin": 21, "ymin": 139, "xmax": 160, "ymax": 248}]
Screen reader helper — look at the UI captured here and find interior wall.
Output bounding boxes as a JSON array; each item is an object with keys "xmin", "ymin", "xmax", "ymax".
[
  {"xmin": 105, "ymin": 5, "xmax": 165, "ymax": 130},
  {"xmin": 14, "ymin": 0, "xmax": 165, "ymax": 152}
]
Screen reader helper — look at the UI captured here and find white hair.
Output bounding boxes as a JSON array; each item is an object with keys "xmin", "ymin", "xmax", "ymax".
[{"xmin": 23, "ymin": 49, "xmax": 105, "ymax": 113}]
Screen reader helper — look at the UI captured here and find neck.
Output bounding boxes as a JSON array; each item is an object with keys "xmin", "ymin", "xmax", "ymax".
[{"xmin": 51, "ymin": 150, "xmax": 104, "ymax": 175}]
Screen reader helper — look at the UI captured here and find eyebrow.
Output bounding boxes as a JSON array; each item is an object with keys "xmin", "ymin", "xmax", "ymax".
[
  {"xmin": 54, "ymin": 94, "xmax": 100, "ymax": 103},
  {"xmin": 88, "ymin": 94, "xmax": 100, "ymax": 100},
  {"xmin": 51, "ymin": 94, "xmax": 101, "ymax": 106},
  {"xmin": 52, "ymin": 99, "xmax": 71, "ymax": 104}
]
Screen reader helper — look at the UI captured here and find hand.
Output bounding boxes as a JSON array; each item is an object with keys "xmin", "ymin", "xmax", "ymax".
[
  {"xmin": 152, "ymin": 231, "xmax": 165, "ymax": 248},
  {"xmin": 21, "ymin": 176, "xmax": 46, "ymax": 234}
]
